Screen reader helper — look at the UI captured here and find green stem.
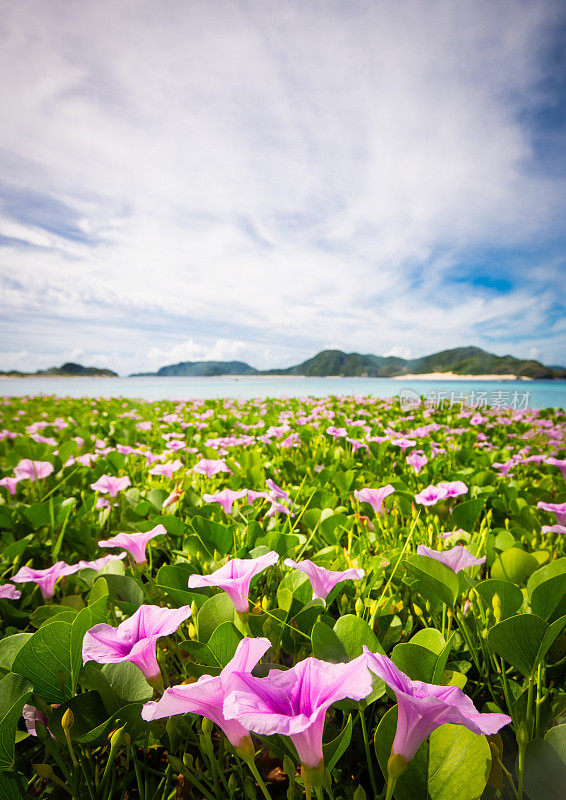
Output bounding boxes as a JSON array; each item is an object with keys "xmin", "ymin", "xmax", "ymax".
[
  {"xmin": 359, "ymin": 709, "xmax": 378, "ymax": 797},
  {"xmin": 244, "ymin": 757, "xmax": 274, "ymax": 800}
]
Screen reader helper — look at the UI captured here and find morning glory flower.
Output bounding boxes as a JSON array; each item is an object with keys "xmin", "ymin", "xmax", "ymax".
[
  {"xmin": 11, "ymin": 561, "xmax": 80, "ymax": 599},
  {"xmin": 223, "ymin": 654, "xmax": 373, "ymax": 786},
  {"xmin": 354, "ymin": 485, "xmax": 395, "ymax": 514},
  {"xmin": 14, "ymin": 459, "xmax": 54, "ymax": 482},
  {"xmin": 90, "ymin": 474, "xmax": 131, "ymax": 497},
  {"xmin": 98, "ymin": 524, "xmax": 166, "ymax": 564},
  {"xmin": 406, "ymin": 451, "xmax": 428, "ymax": 474},
  {"xmin": 0, "ymin": 475, "xmax": 23, "ymax": 495},
  {"xmin": 149, "ymin": 459, "xmax": 184, "ymax": 478},
  {"xmin": 142, "ymin": 636, "xmax": 271, "ymax": 752},
  {"xmin": 414, "ymin": 484, "xmax": 448, "ymax": 506},
  {"xmin": 545, "ymin": 456, "xmax": 566, "ymax": 480},
  {"xmin": 363, "ymin": 648, "xmax": 511, "ymax": 777},
  {"xmin": 202, "ymin": 488, "xmax": 247, "ymax": 514},
  {"xmin": 543, "ymin": 524, "xmax": 566, "ymax": 534},
  {"xmin": 284, "ymin": 558, "xmax": 364, "ymax": 600},
  {"xmin": 0, "ymin": 584, "xmax": 21, "ymax": 600},
  {"xmin": 192, "ymin": 458, "xmax": 232, "ymax": 477},
  {"xmin": 537, "ymin": 501, "xmax": 566, "ymax": 526},
  {"xmin": 416, "ymin": 544, "xmax": 486, "ymax": 573},
  {"xmin": 188, "ymin": 552, "xmax": 279, "ymax": 613},
  {"xmin": 83, "ymin": 603, "xmax": 191, "ymax": 684},
  {"xmin": 437, "ymin": 480, "xmax": 468, "ymax": 498},
  {"xmin": 265, "ymin": 478, "xmax": 292, "ymax": 505},
  {"xmin": 75, "ymin": 553, "xmax": 127, "ymax": 571}
]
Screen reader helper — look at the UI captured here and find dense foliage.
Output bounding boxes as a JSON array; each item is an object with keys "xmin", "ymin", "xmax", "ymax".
[{"xmin": 0, "ymin": 392, "xmax": 564, "ymax": 800}]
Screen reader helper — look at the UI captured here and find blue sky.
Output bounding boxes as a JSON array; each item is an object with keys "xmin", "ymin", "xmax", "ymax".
[{"xmin": 0, "ymin": 0, "xmax": 564, "ymax": 375}]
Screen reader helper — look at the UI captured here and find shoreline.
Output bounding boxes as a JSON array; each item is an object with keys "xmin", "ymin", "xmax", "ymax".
[{"xmin": 390, "ymin": 372, "xmax": 531, "ymax": 381}]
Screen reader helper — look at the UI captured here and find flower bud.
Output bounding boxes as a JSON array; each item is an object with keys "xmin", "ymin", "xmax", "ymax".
[
  {"xmin": 492, "ymin": 594, "xmax": 502, "ymax": 624},
  {"xmin": 33, "ymin": 763, "xmax": 53, "ymax": 779},
  {"xmin": 355, "ymin": 598, "xmax": 364, "ymax": 616},
  {"xmin": 61, "ymin": 708, "xmax": 74, "ymax": 731}
]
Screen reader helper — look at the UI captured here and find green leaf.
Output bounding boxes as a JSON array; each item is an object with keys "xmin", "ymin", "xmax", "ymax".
[
  {"xmin": 12, "ymin": 620, "xmax": 73, "ymax": 702},
  {"xmin": 191, "ymin": 516, "xmax": 233, "ymax": 557},
  {"xmin": 311, "ymin": 621, "xmax": 348, "ymax": 663},
  {"xmin": 528, "ymin": 558, "xmax": 566, "ymax": 620},
  {"xmin": 0, "ymin": 770, "xmax": 25, "ymax": 800},
  {"xmin": 156, "ymin": 564, "xmax": 207, "ymax": 608},
  {"xmin": 404, "ymin": 553, "xmax": 459, "ymax": 607},
  {"xmin": 488, "ymin": 614, "xmax": 566, "ymax": 676},
  {"xmin": 23, "ymin": 502, "xmax": 52, "ymax": 530},
  {"xmin": 101, "ymin": 661, "xmax": 153, "ymax": 703},
  {"xmin": 451, "ymin": 499, "xmax": 485, "ymax": 530},
  {"xmin": 491, "ymin": 547, "xmax": 539, "ymax": 585},
  {"xmin": 392, "ymin": 643, "xmax": 438, "ymax": 683},
  {"xmin": 323, "ymin": 714, "xmax": 353, "ymax": 771},
  {"xmin": 197, "ymin": 592, "xmax": 236, "ymax": 643},
  {"xmin": 0, "ymin": 673, "xmax": 33, "ymax": 770},
  {"xmin": 207, "ymin": 622, "xmax": 244, "ymax": 667},
  {"xmin": 104, "ymin": 573, "xmax": 144, "ymax": 615},
  {"xmin": 472, "ymin": 579, "xmax": 523, "ymax": 622},
  {"xmin": 70, "ymin": 607, "xmax": 93, "ymax": 690},
  {"xmin": 333, "ymin": 615, "xmax": 385, "ymax": 658},
  {"xmin": 49, "ymin": 692, "xmax": 109, "ymax": 744},
  {"xmin": 523, "ymin": 724, "xmax": 566, "ymax": 800},
  {"xmin": 427, "ymin": 724, "xmax": 491, "ymax": 800},
  {"xmin": 0, "ymin": 634, "xmax": 33, "ymax": 673}
]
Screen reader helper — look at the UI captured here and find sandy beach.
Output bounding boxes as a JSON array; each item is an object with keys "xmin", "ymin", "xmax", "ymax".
[{"xmin": 392, "ymin": 372, "xmax": 530, "ymax": 381}]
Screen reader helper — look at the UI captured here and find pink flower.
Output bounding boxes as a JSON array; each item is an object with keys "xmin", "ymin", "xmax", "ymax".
[
  {"xmin": 363, "ymin": 649, "xmax": 511, "ymax": 768},
  {"xmin": 437, "ymin": 480, "xmax": 468, "ymax": 498},
  {"xmin": 543, "ymin": 524, "xmax": 566, "ymax": 534},
  {"xmin": 0, "ymin": 475, "xmax": 23, "ymax": 495},
  {"xmin": 545, "ymin": 457, "xmax": 566, "ymax": 480},
  {"xmin": 142, "ymin": 637, "xmax": 271, "ymax": 750},
  {"xmin": 90, "ymin": 475, "xmax": 131, "ymax": 497},
  {"xmin": 265, "ymin": 478, "xmax": 291, "ymax": 505},
  {"xmin": 414, "ymin": 484, "xmax": 447, "ymax": 506},
  {"xmin": 98, "ymin": 524, "xmax": 166, "ymax": 564},
  {"xmin": 82, "ymin": 604, "xmax": 191, "ymax": 683},
  {"xmin": 537, "ymin": 501, "xmax": 566, "ymax": 526},
  {"xmin": 188, "ymin": 552, "xmax": 279, "ymax": 613},
  {"xmin": 22, "ymin": 705, "xmax": 53, "ymax": 737},
  {"xmin": 11, "ymin": 561, "xmax": 80, "ymax": 599},
  {"xmin": 192, "ymin": 458, "xmax": 231, "ymax": 477},
  {"xmin": 202, "ymin": 488, "xmax": 247, "ymax": 514},
  {"xmin": 149, "ymin": 460, "xmax": 184, "ymax": 478},
  {"xmin": 391, "ymin": 437, "xmax": 417, "ymax": 451},
  {"xmin": 14, "ymin": 459, "xmax": 54, "ymax": 482},
  {"xmin": 354, "ymin": 485, "xmax": 395, "ymax": 514},
  {"xmin": 223, "ymin": 654, "xmax": 373, "ymax": 772},
  {"xmin": 406, "ymin": 451, "xmax": 428, "ymax": 474},
  {"xmin": 284, "ymin": 559, "xmax": 364, "ymax": 600},
  {"xmin": 75, "ymin": 553, "xmax": 127, "ymax": 571},
  {"xmin": 416, "ymin": 544, "xmax": 486, "ymax": 573},
  {"xmin": 0, "ymin": 583, "xmax": 21, "ymax": 600}
]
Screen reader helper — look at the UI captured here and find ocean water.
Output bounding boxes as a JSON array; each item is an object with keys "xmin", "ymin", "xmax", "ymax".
[{"xmin": 1, "ymin": 375, "xmax": 565, "ymax": 409}]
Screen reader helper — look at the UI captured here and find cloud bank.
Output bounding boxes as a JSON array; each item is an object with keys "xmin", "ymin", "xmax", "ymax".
[{"xmin": 0, "ymin": 0, "xmax": 564, "ymax": 374}]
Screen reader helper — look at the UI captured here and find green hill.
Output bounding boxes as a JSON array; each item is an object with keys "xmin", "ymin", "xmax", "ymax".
[
  {"xmin": 0, "ymin": 362, "xmax": 117, "ymax": 377},
  {"xmin": 264, "ymin": 347, "xmax": 565, "ymax": 379}
]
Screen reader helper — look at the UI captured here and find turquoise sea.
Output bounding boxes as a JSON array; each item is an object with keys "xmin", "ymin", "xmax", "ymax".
[{"xmin": 1, "ymin": 375, "xmax": 565, "ymax": 409}]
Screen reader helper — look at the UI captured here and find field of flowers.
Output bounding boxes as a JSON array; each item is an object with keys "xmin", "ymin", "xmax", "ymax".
[{"xmin": 0, "ymin": 392, "xmax": 564, "ymax": 800}]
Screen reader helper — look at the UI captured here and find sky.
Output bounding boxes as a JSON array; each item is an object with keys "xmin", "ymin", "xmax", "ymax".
[{"xmin": 0, "ymin": 0, "xmax": 565, "ymax": 375}]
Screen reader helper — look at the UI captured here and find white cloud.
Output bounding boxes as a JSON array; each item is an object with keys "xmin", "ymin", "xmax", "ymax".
[{"xmin": 0, "ymin": 0, "xmax": 564, "ymax": 373}]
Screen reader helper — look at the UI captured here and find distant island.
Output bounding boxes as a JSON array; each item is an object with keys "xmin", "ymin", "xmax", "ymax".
[
  {"xmin": 131, "ymin": 346, "xmax": 565, "ymax": 380},
  {"xmin": 0, "ymin": 362, "xmax": 118, "ymax": 378}
]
